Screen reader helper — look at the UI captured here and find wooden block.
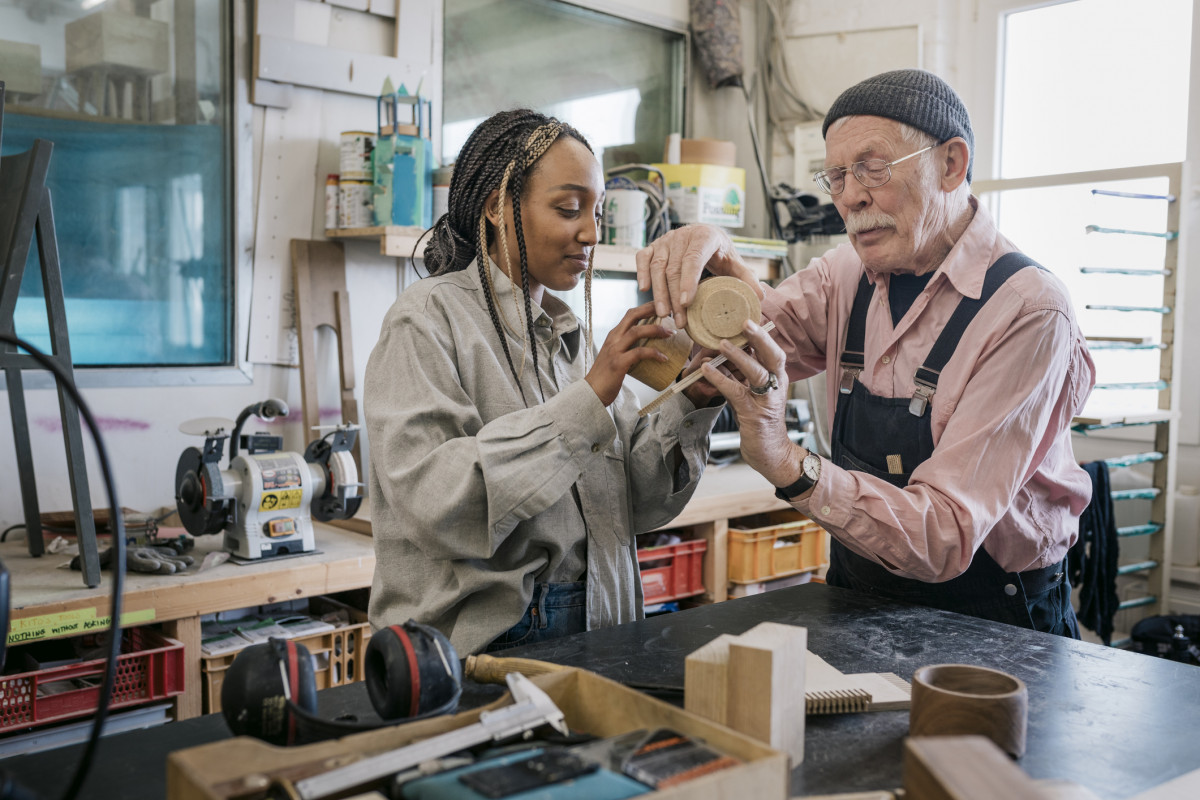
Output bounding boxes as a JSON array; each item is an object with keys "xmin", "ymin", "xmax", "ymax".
[
  {"xmin": 903, "ymin": 736, "xmax": 1052, "ymax": 800},
  {"xmin": 683, "ymin": 633, "xmax": 737, "ymax": 725},
  {"xmin": 0, "ymin": 40, "xmax": 42, "ymax": 95},
  {"xmin": 66, "ymin": 11, "xmax": 170, "ymax": 76},
  {"xmin": 726, "ymin": 622, "xmax": 806, "ymax": 765},
  {"xmin": 1129, "ymin": 765, "xmax": 1200, "ymax": 799}
]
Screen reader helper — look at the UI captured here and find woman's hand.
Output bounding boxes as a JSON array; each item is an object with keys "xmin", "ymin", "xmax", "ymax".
[
  {"xmin": 585, "ymin": 301, "xmax": 673, "ymax": 407},
  {"xmin": 680, "ymin": 345, "xmax": 723, "ymax": 408}
]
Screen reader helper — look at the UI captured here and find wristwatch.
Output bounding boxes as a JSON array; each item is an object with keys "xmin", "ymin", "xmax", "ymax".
[{"xmin": 774, "ymin": 452, "xmax": 822, "ymax": 501}]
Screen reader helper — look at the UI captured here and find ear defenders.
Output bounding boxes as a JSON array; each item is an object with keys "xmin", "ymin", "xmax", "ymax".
[{"xmin": 220, "ymin": 619, "xmax": 463, "ymax": 746}]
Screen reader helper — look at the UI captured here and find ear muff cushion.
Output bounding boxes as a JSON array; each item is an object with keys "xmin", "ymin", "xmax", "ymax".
[
  {"xmin": 365, "ymin": 624, "xmax": 419, "ymax": 719},
  {"xmin": 365, "ymin": 621, "xmax": 462, "ymax": 721}
]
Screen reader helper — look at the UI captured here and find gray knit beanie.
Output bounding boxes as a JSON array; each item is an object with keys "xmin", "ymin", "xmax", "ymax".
[{"xmin": 822, "ymin": 69, "xmax": 974, "ymax": 182}]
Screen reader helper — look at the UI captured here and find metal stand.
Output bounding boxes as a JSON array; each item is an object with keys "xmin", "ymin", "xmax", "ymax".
[{"xmin": 0, "ymin": 81, "xmax": 102, "ymax": 587}]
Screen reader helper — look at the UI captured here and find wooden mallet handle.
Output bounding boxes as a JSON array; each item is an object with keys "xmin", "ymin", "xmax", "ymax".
[{"xmin": 463, "ymin": 654, "xmax": 568, "ymax": 685}]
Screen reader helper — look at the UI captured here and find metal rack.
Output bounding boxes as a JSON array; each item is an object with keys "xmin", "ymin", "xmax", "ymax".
[{"xmin": 976, "ymin": 162, "xmax": 1183, "ymax": 644}]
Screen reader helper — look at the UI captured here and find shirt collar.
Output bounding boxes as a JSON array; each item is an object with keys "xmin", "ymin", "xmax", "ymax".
[{"xmin": 471, "ymin": 258, "xmax": 582, "ymax": 358}]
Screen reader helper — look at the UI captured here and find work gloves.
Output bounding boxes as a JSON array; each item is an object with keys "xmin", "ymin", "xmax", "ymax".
[{"xmin": 71, "ymin": 545, "xmax": 196, "ymax": 575}]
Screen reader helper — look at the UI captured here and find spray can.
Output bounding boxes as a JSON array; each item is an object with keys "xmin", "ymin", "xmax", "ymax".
[
  {"xmin": 432, "ymin": 165, "xmax": 453, "ymax": 223},
  {"xmin": 324, "ymin": 174, "xmax": 339, "ymax": 231}
]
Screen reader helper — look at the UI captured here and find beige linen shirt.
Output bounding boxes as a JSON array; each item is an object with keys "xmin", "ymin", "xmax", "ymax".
[{"xmin": 365, "ymin": 260, "xmax": 720, "ymax": 655}]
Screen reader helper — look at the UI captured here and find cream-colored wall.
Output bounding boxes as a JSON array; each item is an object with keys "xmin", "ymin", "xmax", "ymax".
[{"xmin": 0, "ymin": 0, "xmax": 761, "ymax": 535}]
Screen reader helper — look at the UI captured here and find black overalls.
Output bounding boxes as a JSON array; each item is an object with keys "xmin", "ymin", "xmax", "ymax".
[{"xmin": 825, "ymin": 252, "xmax": 1080, "ymax": 638}]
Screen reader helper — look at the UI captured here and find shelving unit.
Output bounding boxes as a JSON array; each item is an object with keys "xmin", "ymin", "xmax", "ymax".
[
  {"xmin": 977, "ymin": 162, "xmax": 1183, "ymax": 645},
  {"xmin": 325, "ymin": 226, "xmax": 780, "ymax": 280}
]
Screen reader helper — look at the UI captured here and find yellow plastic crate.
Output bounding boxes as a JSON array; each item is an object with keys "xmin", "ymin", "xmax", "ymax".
[{"xmin": 728, "ymin": 510, "xmax": 828, "ymax": 584}]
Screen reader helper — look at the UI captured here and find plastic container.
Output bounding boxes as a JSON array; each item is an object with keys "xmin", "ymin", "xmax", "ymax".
[
  {"xmin": 637, "ymin": 538, "xmax": 707, "ymax": 604},
  {"xmin": 200, "ymin": 595, "xmax": 370, "ymax": 714},
  {"xmin": 0, "ymin": 627, "xmax": 185, "ymax": 734},
  {"xmin": 728, "ymin": 510, "xmax": 828, "ymax": 584}
]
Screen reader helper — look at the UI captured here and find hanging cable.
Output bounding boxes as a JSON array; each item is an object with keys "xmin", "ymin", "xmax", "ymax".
[{"xmin": 0, "ymin": 334, "xmax": 126, "ymax": 800}]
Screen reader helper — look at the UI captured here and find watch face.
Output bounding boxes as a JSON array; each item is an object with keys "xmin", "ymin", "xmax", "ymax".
[{"xmin": 803, "ymin": 454, "xmax": 821, "ymax": 481}]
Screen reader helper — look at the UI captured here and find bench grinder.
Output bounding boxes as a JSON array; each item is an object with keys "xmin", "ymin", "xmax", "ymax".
[{"xmin": 174, "ymin": 399, "xmax": 362, "ymax": 559}]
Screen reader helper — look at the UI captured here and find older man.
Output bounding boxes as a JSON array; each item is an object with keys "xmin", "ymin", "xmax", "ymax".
[{"xmin": 637, "ymin": 69, "xmax": 1094, "ymax": 637}]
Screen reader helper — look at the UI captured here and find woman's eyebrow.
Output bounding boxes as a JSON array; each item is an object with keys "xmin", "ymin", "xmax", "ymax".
[{"xmin": 549, "ymin": 183, "xmax": 594, "ymax": 192}]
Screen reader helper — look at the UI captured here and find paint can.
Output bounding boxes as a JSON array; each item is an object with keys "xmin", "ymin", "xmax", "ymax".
[
  {"xmin": 339, "ymin": 130, "xmax": 375, "ymax": 181},
  {"xmin": 603, "ymin": 189, "xmax": 650, "ymax": 248},
  {"xmin": 324, "ymin": 174, "xmax": 339, "ymax": 230},
  {"xmin": 338, "ymin": 180, "xmax": 373, "ymax": 229}
]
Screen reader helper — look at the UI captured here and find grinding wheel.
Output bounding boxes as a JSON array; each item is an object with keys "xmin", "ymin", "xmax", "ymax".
[{"xmin": 686, "ymin": 276, "xmax": 762, "ymax": 350}]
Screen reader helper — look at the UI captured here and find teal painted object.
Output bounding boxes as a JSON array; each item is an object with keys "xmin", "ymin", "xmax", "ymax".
[{"xmin": 374, "ymin": 90, "xmax": 433, "ymax": 229}]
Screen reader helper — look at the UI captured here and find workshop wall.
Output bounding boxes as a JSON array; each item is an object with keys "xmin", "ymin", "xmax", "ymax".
[{"xmin": 2, "ymin": 0, "xmax": 1197, "ymax": 586}]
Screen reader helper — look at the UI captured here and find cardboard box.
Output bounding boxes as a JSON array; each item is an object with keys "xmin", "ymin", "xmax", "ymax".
[
  {"xmin": 0, "ymin": 40, "xmax": 42, "ymax": 96},
  {"xmin": 167, "ymin": 668, "xmax": 789, "ymax": 799},
  {"xmin": 653, "ymin": 163, "xmax": 746, "ymax": 228},
  {"xmin": 65, "ymin": 11, "xmax": 170, "ymax": 76}
]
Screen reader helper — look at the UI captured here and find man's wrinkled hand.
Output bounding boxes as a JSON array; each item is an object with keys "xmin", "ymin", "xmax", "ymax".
[{"xmin": 635, "ymin": 224, "xmax": 763, "ymax": 330}]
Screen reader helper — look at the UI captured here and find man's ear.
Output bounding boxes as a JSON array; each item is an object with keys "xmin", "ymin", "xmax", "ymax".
[{"xmin": 940, "ymin": 138, "xmax": 970, "ymax": 191}]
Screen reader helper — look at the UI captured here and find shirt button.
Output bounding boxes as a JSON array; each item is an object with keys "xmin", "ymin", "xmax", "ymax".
[
  {"xmin": 591, "ymin": 442, "xmax": 601, "ymax": 453},
  {"xmin": 1004, "ymin": 584, "xmax": 1018, "ymax": 596},
  {"xmin": 684, "ymin": 420, "xmax": 694, "ymax": 428},
  {"xmin": 536, "ymin": 318, "xmax": 550, "ymax": 327},
  {"xmin": 820, "ymin": 505, "xmax": 831, "ymax": 515},
  {"xmin": 881, "ymin": 355, "xmax": 891, "ymax": 364}
]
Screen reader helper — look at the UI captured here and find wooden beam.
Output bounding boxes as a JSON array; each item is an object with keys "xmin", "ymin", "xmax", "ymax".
[{"xmin": 254, "ymin": 33, "xmax": 404, "ymax": 97}]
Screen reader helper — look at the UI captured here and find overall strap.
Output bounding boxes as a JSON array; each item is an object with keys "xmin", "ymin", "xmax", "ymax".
[
  {"xmin": 909, "ymin": 251, "xmax": 1042, "ymax": 415},
  {"xmin": 839, "ymin": 272, "xmax": 875, "ymax": 394}
]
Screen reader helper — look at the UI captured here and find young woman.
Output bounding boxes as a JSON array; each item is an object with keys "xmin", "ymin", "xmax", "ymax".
[{"xmin": 364, "ymin": 109, "xmax": 724, "ymax": 655}]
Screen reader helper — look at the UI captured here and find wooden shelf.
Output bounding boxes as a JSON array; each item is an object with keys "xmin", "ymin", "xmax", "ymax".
[{"xmin": 324, "ymin": 227, "xmax": 780, "ymax": 280}]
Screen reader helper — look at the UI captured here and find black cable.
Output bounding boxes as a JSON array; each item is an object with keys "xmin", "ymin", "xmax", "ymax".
[
  {"xmin": 0, "ymin": 333, "xmax": 125, "ymax": 800},
  {"xmin": 1, "ymin": 524, "xmax": 24, "ymax": 543}
]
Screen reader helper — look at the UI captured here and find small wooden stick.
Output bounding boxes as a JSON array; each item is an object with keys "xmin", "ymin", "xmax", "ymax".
[{"xmin": 637, "ymin": 321, "xmax": 776, "ymax": 417}]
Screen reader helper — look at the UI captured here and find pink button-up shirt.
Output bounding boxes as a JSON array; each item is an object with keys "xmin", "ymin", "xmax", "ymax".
[{"xmin": 762, "ymin": 198, "xmax": 1095, "ymax": 582}]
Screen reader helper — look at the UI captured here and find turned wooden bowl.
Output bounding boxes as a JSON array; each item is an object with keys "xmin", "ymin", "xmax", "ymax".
[
  {"xmin": 628, "ymin": 317, "xmax": 695, "ymax": 391},
  {"xmin": 909, "ymin": 664, "xmax": 1029, "ymax": 758}
]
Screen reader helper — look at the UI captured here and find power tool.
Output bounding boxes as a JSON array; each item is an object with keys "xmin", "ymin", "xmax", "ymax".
[{"xmin": 173, "ymin": 399, "xmax": 362, "ymax": 560}]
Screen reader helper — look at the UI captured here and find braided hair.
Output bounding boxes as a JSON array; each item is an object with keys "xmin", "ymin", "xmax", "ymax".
[{"xmin": 423, "ymin": 109, "xmax": 595, "ymax": 405}]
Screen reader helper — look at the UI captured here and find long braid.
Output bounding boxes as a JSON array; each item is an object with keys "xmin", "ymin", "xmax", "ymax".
[
  {"xmin": 477, "ymin": 208, "xmax": 527, "ymax": 404},
  {"xmin": 509, "ymin": 123, "xmax": 563, "ymax": 403}
]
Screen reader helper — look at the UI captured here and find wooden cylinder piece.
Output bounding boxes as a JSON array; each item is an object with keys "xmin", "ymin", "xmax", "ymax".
[
  {"xmin": 685, "ymin": 276, "xmax": 762, "ymax": 351},
  {"xmin": 909, "ymin": 664, "xmax": 1029, "ymax": 758}
]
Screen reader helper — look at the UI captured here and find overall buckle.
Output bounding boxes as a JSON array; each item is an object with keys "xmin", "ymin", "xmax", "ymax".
[
  {"xmin": 909, "ymin": 380, "xmax": 935, "ymax": 416},
  {"xmin": 839, "ymin": 368, "xmax": 861, "ymax": 395}
]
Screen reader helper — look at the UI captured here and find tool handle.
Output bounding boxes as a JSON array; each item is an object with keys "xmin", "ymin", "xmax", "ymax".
[{"xmin": 465, "ymin": 654, "xmax": 567, "ymax": 685}]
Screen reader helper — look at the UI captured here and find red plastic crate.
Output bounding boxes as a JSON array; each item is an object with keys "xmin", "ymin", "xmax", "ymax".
[
  {"xmin": 637, "ymin": 538, "xmax": 707, "ymax": 604},
  {"xmin": 0, "ymin": 626, "xmax": 185, "ymax": 734}
]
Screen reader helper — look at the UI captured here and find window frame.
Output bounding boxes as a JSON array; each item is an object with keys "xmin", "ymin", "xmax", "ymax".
[
  {"xmin": 16, "ymin": 0, "xmax": 252, "ymax": 390},
  {"xmin": 965, "ymin": 0, "xmax": 1199, "ymax": 447}
]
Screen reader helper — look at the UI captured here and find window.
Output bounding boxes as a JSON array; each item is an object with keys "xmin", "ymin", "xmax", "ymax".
[
  {"xmin": 0, "ymin": 0, "xmax": 233, "ymax": 367},
  {"xmin": 977, "ymin": 0, "xmax": 1192, "ymax": 422},
  {"xmin": 442, "ymin": 0, "xmax": 686, "ymax": 171}
]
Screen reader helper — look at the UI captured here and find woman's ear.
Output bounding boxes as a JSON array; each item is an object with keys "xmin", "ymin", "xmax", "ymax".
[
  {"xmin": 940, "ymin": 138, "xmax": 970, "ymax": 191},
  {"xmin": 483, "ymin": 189, "xmax": 501, "ymax": 227}
]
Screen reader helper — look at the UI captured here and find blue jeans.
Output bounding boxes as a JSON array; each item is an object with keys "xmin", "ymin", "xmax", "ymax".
[{"xmin": 485, "ymin": 581, "xmax": 586, "ymax": 653}]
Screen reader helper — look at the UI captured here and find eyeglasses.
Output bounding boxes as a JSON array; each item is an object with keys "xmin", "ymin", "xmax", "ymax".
[{"xmin": 813, "ymin": 144, "xmax": 937, "ymax": 195}]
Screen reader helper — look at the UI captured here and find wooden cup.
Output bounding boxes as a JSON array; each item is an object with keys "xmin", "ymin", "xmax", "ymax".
[
  {"xmin": 909, "ymin": 664, "xmax": 1029, "ymax": 758},
  {"xmin": 628, "ymin": 317, "xmax": 694, "ymax": 391}
]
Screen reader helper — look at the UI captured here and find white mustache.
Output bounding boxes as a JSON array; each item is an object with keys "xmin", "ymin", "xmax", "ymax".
[{"xmin": 845, "ymin": 212, "xmax": 897, "ymax": 235}]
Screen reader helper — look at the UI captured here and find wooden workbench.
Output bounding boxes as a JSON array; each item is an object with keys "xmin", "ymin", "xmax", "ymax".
[
  {"xmin": 2, "ymin": 463, "xmax": 789, "ymax": 722},
  {"xmin": 3, "ymin": 523, "xmax": 376, "ymax": 720}
]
